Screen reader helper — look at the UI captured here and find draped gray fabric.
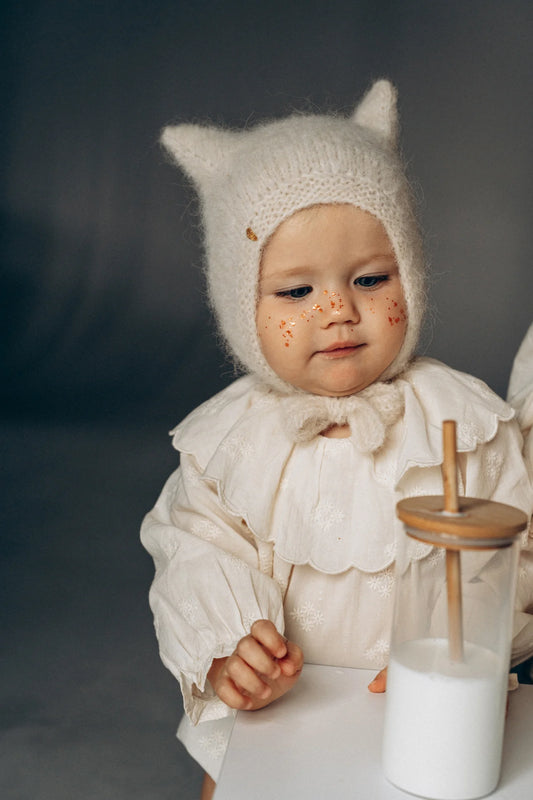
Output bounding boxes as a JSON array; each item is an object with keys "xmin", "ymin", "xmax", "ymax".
[{"xmin": 2, "ymin": 3, "xmax": 533, "ymax": 798}]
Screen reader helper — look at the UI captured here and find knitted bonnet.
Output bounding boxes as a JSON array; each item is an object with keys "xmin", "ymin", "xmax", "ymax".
[{"xmin": 161, "ymin": 80, "xmax": 425, "ymax": 395}]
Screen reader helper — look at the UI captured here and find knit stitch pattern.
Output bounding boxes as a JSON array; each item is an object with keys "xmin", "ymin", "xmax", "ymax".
[{"xmin": 161, "ymin": 80, "xmax": 426, "ymax": 394}]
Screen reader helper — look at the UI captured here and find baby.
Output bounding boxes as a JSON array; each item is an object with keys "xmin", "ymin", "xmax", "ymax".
[{"xmin": 141, "ymin": 81, "xmax": 533, "ymax": 799}]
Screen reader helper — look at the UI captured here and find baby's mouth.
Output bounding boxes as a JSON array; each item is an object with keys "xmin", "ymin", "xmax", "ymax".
[{"xmin": 318, "ymin": 342, "xmax": 364, "ymax": 358}]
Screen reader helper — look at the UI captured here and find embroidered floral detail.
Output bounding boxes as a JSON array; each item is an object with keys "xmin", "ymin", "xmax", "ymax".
[
  {"xmin": 200, "ymin": 697, "xmax": 234, "ymax": 723},
  {"xmin": 427, "ymin": 548, "xmax": 445, "ymax": 567},
  {"xmin": 158, "ymin": 532, "xmax": 180, "ymax": 561},
  {"xmin": 191, "ymin": 518, "xmax": 221, "ymax": 542},
  {"xmin": 482, "ymin": 450, "xmax": 504, "ymax": 483},
  {"xmin": 384, "ymin": 542, "xmax": 396, "ymax": 561},
  {"xmin": 242, "ymin": 613, "xmax": 258, "ymax": 631},
  {"xmin": 311, "ymin": 501, "xmax": 345, "ymax": 532},
  {"xmin": 180, "ymin": 461, "xmax": 202, "ymax": 488},
  {"xmin": 374, "ymin": 464, "xmax": 396, "ymax": 486},
  {"xmin": 274, "ymin": 573, "xmax": 289, "ymax": 593},
  {"xmin": 364, "ymin": 638, "xmax": 390, "ymax": 662},
  {"xmin": 463, "ymin": 375, "xmax": 497, "ymax": 403},
  {"xmin": 407, "ymin": 538, "xmax": 431, "ymax": 561},
  {"xmin": 219, "ymin": 434, "xmax": 255, "ymax": 458},
  {"xmin": 457, "ymin": 421, "xmax": 486, "ymax": 449},
  {"xmin": 223, "ymin": 554, "xmax": 248, "ymax": 572},
  {"xmin": 404, "ymin": 484, "xmax": 428, "ymax": 497},
  {"xmin": 367, "ymin": 568, "xmax": 395, "ymax": 598},
  {"xmin": 178, "ymin": 598, "xmax": 200, "ymax": 626},
  {"xmin": 290, "ymin": 601, "xmax": 325, "ymax": 632},
  {"xmin": 199, "ymin": 730, "xmax": 228, "ymax": 760}
]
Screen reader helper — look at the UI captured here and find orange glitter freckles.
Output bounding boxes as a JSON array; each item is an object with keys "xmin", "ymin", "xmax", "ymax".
[
  {"xmin": 280, "ymin": 316, "xmax": 297, "ymax": 347},
  {"xmin": 322, "ymin": 289, "xmax": 344, "ymax": 315},
  {"xmin": 388, "ymin": 306, "xmax": 407, "ymax": 326},
  {"xmin": 269, "ymin": 298, "xmax": 328, "ymax": 351}
]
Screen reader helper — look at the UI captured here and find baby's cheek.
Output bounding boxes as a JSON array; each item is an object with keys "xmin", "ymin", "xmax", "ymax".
[
  {"xmin": 263, "ymin": 305, "xmax": 322, "ymax": 348},
  {"xmin": 280, "ymin": 317, "xmax": 296, "ymax": 347},
  {"xmin": 384, "ymin": 296, "xmax": 407, "ymax": 327},
  {"xmin": 261, "ymin": 314, "xmax": 296, "ymax": 348}
]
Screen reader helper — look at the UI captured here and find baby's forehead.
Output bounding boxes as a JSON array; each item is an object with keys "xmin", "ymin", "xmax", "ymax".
[
  {"xmin": 266, "ymin": 202, "xmax": 392, "ymax": 237},
  {"xmin": 259, "ymin": 203, "xmax": 396, "ymax": 271}
]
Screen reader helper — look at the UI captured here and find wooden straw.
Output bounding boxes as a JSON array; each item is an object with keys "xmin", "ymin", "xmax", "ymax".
[{"xmin": 442, "ymin": 420, "xmax": 464, "ymax": 662}]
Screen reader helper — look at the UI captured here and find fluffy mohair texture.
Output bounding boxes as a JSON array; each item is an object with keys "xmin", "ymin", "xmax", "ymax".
[{"xmin": 161, "ymin": 80, "xmax": 426, "ymax": 395}]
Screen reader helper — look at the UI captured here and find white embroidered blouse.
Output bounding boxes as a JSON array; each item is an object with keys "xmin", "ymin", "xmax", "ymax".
[{"xmin": 141, "ymin": 358, "xmax": 533, "ymax": 777}]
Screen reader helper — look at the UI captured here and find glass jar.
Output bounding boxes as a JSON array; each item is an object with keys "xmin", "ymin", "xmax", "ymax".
[{"xmin": 382, "ymin": 494, "xmax": 526, "ymax": 800}]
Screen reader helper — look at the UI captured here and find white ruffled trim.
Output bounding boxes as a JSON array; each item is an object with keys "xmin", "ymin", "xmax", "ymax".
[{"xmin": 171, "ymin": 359, "xmax": 515, "ymax": 574}]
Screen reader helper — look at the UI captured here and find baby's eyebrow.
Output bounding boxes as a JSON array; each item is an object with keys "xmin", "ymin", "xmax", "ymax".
[
  {"xmin": 353, "ymin": 253, "xmax": 397, "ymax": 265},
  {"xmin": 261, "ymin": 265, "xmax": 313, "ymax": 282},
  {"xmin": 261, "ymin": 254, "xmax": 398, "ymax": 284}
]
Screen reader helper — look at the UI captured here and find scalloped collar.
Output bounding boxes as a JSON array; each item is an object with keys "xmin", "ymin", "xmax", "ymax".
[
  {"xmin": 170, "ymin": 359, "xmax": 515, "ymax": 573},
  {"xmin": 172, "ymin": 358, "xmax": 514, "ymax": 489}
]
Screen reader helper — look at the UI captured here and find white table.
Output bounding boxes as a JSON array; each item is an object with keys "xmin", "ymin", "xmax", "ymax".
[{"xmin": 215, "ymin": 664, "xmax": 533, "ymax": 799}]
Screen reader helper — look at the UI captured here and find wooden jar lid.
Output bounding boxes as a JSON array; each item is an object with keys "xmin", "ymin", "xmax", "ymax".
[{"xmin": 397, "ymin": 496, "xmax": 528, "ymax": 549}]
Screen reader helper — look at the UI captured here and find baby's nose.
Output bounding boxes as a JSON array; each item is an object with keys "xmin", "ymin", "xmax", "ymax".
[{"xmin": 321, "ymin": 290, "xmax": 360, "ymax": 324}]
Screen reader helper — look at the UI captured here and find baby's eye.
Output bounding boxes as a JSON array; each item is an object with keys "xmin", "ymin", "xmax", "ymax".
[
  {"xmin": 277, "ymin": 286, "xmax": 313, "ymax": 300},
  {"xmin": 354, "ymin": 275, "xmax": 388, "ymax": 289}
]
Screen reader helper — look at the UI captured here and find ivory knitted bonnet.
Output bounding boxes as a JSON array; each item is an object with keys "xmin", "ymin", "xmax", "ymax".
[{"xmin": 161, "ymin": 79, "xmax": 425, "ymax": 394}]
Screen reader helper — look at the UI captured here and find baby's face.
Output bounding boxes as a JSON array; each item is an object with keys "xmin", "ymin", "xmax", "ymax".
[{"xmin": 256, "ymin": 204, "xmax": 407, "ymax": 396}]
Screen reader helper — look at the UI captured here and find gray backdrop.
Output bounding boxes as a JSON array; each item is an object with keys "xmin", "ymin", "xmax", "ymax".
[{"xmin": 2, "ymin": 2, "xmax": 532, "ymax": 799}]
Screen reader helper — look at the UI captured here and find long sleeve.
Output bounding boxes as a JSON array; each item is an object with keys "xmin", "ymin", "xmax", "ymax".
[
  {"xmin": 141, "ymin": 453, "xmax": 285, "ymax": 724},
  {"xmin": 505, "ymin": 323, "xmax": 533, "ymax": 663},
  {"xmin": 508, "ymin": 322, "xmax": 533, "ymax": 483}
]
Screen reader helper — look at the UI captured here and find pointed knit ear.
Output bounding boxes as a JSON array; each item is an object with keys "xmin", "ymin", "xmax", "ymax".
[
  {"xmin": 160, "ymin": 124, "xmax": 240, "ymax": 186},
  {"xmin": 352, "ymin": 79, "xmax": 399, "ymax": 148}
]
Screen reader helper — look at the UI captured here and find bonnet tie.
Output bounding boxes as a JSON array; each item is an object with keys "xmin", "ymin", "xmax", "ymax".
[{"xmin": 277, "ymin": 380, "xmax": 404, "ymax": 453}]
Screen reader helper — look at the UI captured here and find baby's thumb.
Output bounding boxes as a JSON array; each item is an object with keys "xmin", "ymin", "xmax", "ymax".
[{"xmin": 279, "ymin": 640, "xmax": 304, "ymax": 675}]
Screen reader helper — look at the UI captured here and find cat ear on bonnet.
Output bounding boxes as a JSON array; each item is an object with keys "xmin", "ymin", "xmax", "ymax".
[
  {"xmin": 160, "ymin": 124, "xmax": 240, "ymax": 187},
  {"xmin": 160, "ymin": 79, "xmax": 399, "ymax": 188},
  {"xmin": 352, "ymin": 79, "xmax": 399, "ymax": 149}
]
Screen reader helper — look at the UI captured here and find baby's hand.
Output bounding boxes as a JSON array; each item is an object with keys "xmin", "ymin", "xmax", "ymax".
[
  {"xmin": 368, "ymin": 667, "xmax": 387, "ymax": 693},
  {"xmin": 208, "ymin": 619, "xmax": 303, "ymax": 711}
]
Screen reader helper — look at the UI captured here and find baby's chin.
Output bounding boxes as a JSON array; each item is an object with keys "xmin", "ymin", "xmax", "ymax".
[
  {"xmin": 302, "ymin": 369, "xmax": 388, "ymax": 397},
  {"xmin": 291, "ymin": 380, "xmax": 376, "ymax": 398}
]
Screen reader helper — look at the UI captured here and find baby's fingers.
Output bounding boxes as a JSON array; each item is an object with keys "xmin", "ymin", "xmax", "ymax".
[
  {"xmin": 278, "ymin": 639, "xmax": 304, "ymax": 677},
  {"xmin": 250, "ymin": 619, "xmax": 288, "ymax": 660},
  {"xmin": 219, "ymin": 656, "xmax": 272, "ymax": 708},
  {"xmin": 230, "ymin": 655, "xmax": 273, "ymax": 698},
  {"xmin": 236, "ymin": 632, "xmax": 282, "ymax": 680},
  {"xmin": 368, "ymin": 667, "xmax": 388, "ymax": 693},
  {"xmin": 216, "ymin": 676, "xmax": 255, "ymax": 710}
]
